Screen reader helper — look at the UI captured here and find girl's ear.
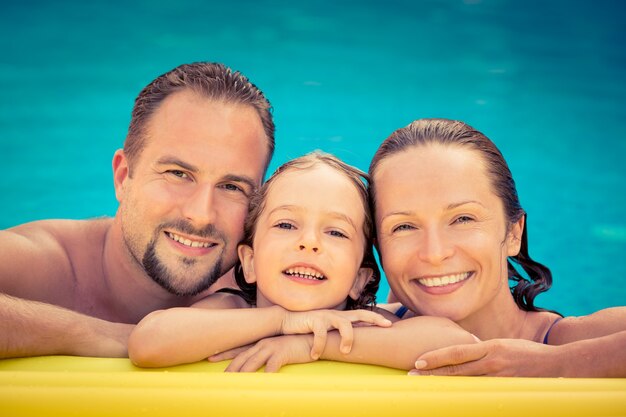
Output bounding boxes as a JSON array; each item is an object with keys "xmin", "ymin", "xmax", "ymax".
[
  {"xmin": 238, "ymin": 244, "xmax": 257, "ymax": 284},
  {"xmin": 506, "ymin": 215, "xmax": 525, "ymax": 257},
  {"xmin": 349, "ymin": 267, "xmax": 374, "ymax": 301}
]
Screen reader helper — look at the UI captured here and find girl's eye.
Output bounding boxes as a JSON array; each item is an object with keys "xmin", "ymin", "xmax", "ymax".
[
  {"xmin": 392, "ymin": 224, "xmax": 414, "ymax": 233},
  {"xmin": 275, "ymin": 222, "xmax": 295, "ymax": 230},
  {"xmin": 453, "ymin": 216, "xmax": 474, "ymax": 224},
  {"xmin": 329, "ymin": 230, "xmax": 348, "ymax": 239}
]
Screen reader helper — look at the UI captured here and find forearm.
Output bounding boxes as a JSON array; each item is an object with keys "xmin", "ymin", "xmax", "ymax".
[
  {"xmin": 555, "ymin": 330, "xmax": 626, "ymax": 377},
  {"xmin": 128, "ymin": 306, "xmax": 285, "ymax": 367},
  {"xmin": 0, "ymin": 293, "xmax": 132, "ymax": 358},
  {"xmin": 320, "ymin": 316, "xmax": 476, "ymax": 370}
]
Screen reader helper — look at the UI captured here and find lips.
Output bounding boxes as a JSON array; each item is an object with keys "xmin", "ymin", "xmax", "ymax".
[
  {"xmin": 283, "ymin": 265, "xmax": 327, "ymax": 281},
  {"xmin": 166, "ymin": 231, "xmax": 217, "ymax": 249},
  {"xmin": 417, "ymin": 272, "xmax": 471, "ymax": 288}
]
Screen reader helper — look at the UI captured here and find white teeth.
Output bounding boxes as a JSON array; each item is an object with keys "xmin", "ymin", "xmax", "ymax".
[
  {"xmin": 167, "ymin": 232, "xmax": 213, "ymax": 248},
  {"xmin": 284, "ymin": 267, "xmax": 325, "ymax": 280},
  {"xmin": 418, "ymin": 272, "xmax": 470, "ymax": 288}
]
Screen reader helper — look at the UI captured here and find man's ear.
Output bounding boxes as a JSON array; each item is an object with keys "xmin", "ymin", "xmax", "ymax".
[
  {"xmin": 238, "ymin": 244, "xmax": 257, "ymax": 284},
  {"xmin": 349, "ymin": 267, "xmax": 374, "ymax": 301},
  {"xmin": 112, "ymin": 149, "xmax": 129, "ymax": 203},
  {"xmin": 507, "ymin": 215, "xmax": 525, "ymax": 257}
]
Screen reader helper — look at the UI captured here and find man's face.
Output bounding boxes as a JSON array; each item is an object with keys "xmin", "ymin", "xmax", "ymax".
[{"xmin": 114, "ymin": 89, "xmax": 268, "ymax": 296}]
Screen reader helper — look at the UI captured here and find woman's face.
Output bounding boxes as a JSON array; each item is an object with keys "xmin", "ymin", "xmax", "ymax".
[{"xmin": 373, "ymin": 144, "xmax": 523, "ymax": 324}]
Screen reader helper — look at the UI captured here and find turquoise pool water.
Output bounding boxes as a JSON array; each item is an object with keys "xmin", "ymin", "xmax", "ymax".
[{"xmin": 1, "ymin": 0, "xmax": 625, "ymax": 316}]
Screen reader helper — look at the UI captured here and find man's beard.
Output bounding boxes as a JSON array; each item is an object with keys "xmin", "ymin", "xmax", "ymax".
[
  {"xmin": 127, "ymin": 219, "xmax": 229, "ymax": 296},
  {"xmin": 142, "ymin": 239, "xmax": 224, "ymax": 296}
]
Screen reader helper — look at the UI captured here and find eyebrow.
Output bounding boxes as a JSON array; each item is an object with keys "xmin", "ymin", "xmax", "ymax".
[
  {"xmin": 156, "ymin": 156, "xmax": 198, "ymax": 172},
  {"xmin": 269, "ymin": 205, "xmax": 358, "ymax": 231},
  {"xmin": 380, "ymin": 201, "xmax": 486, "ymax": 222},
  {"xmin": 156, "ymin": 156, "xmax": 258, "ymax": 191}
]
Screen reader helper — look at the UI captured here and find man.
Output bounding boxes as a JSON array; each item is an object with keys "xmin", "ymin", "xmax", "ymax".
[{"xmin": 0, "ymin": 62, "xmax": 275, "ymax": 358}]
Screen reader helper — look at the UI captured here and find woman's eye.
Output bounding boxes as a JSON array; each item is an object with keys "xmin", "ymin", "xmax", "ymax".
[
  {"xmin": 454, "ymin": 216, "xmax": 474, "ymax": 224},
  {"xmin": 392, "ymin": 224, "xmax": 414, "ymax": 233},
  {"xmin": 329, "ymin": 230, "xmax": 348, "ymax": 239},
  {"xmin": 275, "ymin": 222, "xmax": 295, "ymax": 230}
]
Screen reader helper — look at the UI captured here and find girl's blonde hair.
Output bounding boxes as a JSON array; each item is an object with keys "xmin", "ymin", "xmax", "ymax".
[{"xmin": 229, "ymin": 151, "xmax": 380, "ymax": 309}]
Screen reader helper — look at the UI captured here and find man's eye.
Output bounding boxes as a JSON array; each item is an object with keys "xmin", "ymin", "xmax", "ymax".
[
  {"xmin": 168, "ymin": 170, "xmax": 188, "ymax": 179},
  {"xmin": 222, "ymin": 183, "xmax": 243, "ymax": 192}
]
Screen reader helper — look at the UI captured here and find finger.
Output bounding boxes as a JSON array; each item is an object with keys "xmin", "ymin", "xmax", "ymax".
[
  {"xmin": 415, "ymin": 343, "xmax": 488, "ymax": 370},
  {"xmin": 264, "ymin": 356, "xmax": 285, "ymax": 373},
  {"xmin": 409, "ymin": 361, "xmax": 487, "ymax": 377},
  {"xmin": 239, "ymin": 349, "xmax": 274, "ymax": 373},
  {"xmin": 224, "ymin": 346, "xmax": 260, "ymax": 372},
  {"xmin": 335, "ymin": 320, "xmax": 354, "ymax": 354},
  {"xmin": 353, "ymin": 310, "xmax": 393, "ymax": 327},
  {"xmin": 209, "ymin": 345, "xmax": 251, "ymax": 362},
  {"xmin": 310, "ymin": 326, "xmax": 328, "ymax": 360}
]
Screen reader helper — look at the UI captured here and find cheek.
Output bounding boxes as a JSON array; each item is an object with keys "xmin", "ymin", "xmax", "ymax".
[{"xmin": 378, "ymin": 239, "xmax": 410, "ymax": 275}]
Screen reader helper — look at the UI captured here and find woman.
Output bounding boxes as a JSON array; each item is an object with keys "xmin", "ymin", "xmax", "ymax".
[{"xmin": 369, "ymin": 118, "xmax": 626, "ymax": 377}]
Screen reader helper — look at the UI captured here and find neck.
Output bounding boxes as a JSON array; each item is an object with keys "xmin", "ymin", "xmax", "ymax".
[{"xmin": 457, "ymin": 287, "xmax": 529, "ymax": 341}]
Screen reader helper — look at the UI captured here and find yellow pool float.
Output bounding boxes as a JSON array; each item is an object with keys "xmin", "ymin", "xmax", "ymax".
[{"xmin": 1, "ymin": 356, "xmax": 625, "ymax": 417}]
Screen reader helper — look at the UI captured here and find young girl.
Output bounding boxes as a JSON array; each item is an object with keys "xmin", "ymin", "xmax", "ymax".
[{"xmin": 129, "ymin": 152, "xmax": 475, "ymax": 370}]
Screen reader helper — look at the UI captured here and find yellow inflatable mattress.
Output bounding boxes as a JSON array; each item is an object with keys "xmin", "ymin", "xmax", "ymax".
[{"xmin": 1, "ymin": 356, "xmax": 625, "ymax": 416}]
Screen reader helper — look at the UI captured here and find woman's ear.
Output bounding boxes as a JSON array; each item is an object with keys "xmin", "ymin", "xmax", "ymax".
[
  {"xmin": 349, "ymin": 267, "xmax": 374, "ymax": 300},
  {"xmin": 506, "ymin": 215, "xmax": 525, "ymax": 257},
  {"xmin": 112, "ymin": 149, "xmax": 129, "ymax": 203},
  {"xmin": 238, "ymin": 244, "xmax": 257, "ymax": 284}
]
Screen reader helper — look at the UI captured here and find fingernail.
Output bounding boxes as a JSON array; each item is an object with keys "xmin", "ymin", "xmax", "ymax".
[
  {"xmin": 340, "ymin": 345, "xmax": 351, "ymax": 354},
  {"xmin": 408, "ymin": 370, "xmax": 421, "ymax": 376},
  {"xmin": 414, "ymin": 360, "xmax": 427, "ymax": 369}
]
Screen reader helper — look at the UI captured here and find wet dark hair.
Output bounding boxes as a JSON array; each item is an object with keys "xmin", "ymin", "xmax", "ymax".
[
  {"xmin": 225, "ymin": 151, "xmax": 380, "ymax": 310},
  {"xmin": 369, "ymin": 118, "xmax": 556, "ymax": 313},
  {"xmin": 124, "ymin": 62, "xmax": 275, "ymax": 175}
]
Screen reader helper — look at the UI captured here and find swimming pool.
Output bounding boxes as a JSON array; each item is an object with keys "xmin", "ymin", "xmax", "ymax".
[{"xmin": 1, "ymin": 0, "xmax": 625, "ymax": 316}]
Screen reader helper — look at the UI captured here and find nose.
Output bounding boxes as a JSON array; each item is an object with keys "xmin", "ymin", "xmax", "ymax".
[
  {"xmin": 180, "ymin": 184, "xmax": 218, "ymax": 226},
  {"xmin": 418, "ymin": 228, "xmax": 453, "ymax": 265},
  {"xmin": 297, "ymin": 228, "xmax": 321, "ymax": 253}
]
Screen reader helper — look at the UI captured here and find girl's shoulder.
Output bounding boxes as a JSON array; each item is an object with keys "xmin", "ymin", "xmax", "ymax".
[{"xmin": 191, "ymin": 291, "xmax": 251, "ymax": 310}]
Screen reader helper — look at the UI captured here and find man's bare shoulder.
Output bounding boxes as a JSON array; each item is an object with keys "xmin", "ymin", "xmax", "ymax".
[{"xmin": 0, "ymin": 218, "xmax": 113, "ymax": 301}]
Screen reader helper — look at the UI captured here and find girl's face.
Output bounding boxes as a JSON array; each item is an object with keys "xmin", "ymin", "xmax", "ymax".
[
  {"xmin": 239, "ymin": 163, "xmax": 372, "ymax": 311},
  {"xmin": 373, "ymin": 144, "xmax": 523, "ymax": 325}
]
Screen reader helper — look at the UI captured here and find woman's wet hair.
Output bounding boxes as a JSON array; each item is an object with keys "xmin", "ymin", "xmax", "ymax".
[
  {"xmin": 224, "ymin": 151, "xmax": 380, "ymax": 310},
  {"xmin": 369, "ymin": 118, "xmax": 556, "ymax": 313}
]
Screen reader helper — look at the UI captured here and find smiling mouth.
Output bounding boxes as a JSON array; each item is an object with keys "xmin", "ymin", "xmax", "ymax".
[
  {"xmin": 283, "ymin": 267, "xmax": 327, "ymax": 281},
  {"xmin": 417, "ymin": 272, "xmax": 472, "ymax": 288},
  {"xmin": 166, "ymin": 232, "xmax": 216, "ymax": 249}
]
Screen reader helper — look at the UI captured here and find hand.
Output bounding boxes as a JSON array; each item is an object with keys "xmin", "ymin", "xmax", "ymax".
[
  {"xmin": 210, "ymin": 335, "xmax": 315, "ymax": 372},
  {"xmin": 410, "ymin": 339, "xmax": 561, "ymax": 377},
  {"xmin": 281, "ymin": 309, "xmax": 391, "ymax": 360}
]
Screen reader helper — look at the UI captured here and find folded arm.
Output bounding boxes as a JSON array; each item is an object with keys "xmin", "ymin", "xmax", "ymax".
[
  {"xmin": 128, "ymin": 301, "xmax": 391, "ymax": 368},
  {"xmin": 0, "ymin": 293, "xmax": 132, "ymax": 358},
  {"xmin": 412, "ymin": 307, "xmax": 626, "ymax": 377},
  {"xmin": 213, "ymin": 315, "xmax": 476, "ymax": 372}
]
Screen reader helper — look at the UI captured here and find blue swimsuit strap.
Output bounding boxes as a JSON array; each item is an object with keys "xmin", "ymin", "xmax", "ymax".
[
  {"xmin": 395, "ymin": 305, "xmax": 409, "ymax": 319},
  {"xmin": 543, "ymin": 317, "xmax": 564, "ymax": 344}
]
